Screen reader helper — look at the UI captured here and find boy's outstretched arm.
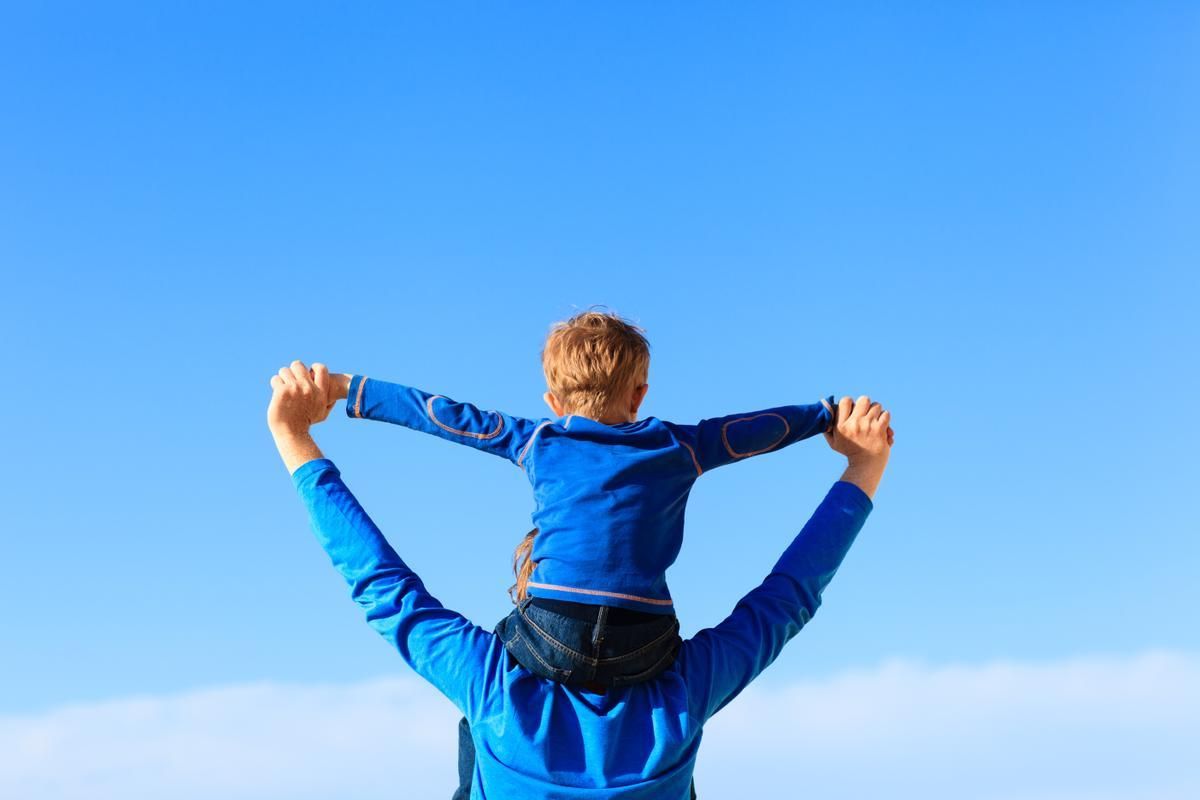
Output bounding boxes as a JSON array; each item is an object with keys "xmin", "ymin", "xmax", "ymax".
[
  {"xmin": 667, "ymin": 396, "xmax": 837, "ymax": 475},
  {"xmin": 330, "ymin": 373, "xmax": 544, "ymax": 466}
]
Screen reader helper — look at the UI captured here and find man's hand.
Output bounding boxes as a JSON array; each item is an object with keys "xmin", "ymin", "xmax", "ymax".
[
  {"xmin": 266, "ymin": 361, "xmax": 336, "ymax": 474},
  {"xmin": 825, "ymin": 395, "xmax": 892, "ymax": 461},
  {"xmin": 824, "ymin": 395, "xmax": 893, "ymax": 499},
  {"xmin": 268, "ymin": 360, "xmax": 337, "ymax": 435}
]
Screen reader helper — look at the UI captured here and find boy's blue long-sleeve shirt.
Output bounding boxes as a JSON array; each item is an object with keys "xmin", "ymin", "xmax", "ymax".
[
  {"xmin": 347, "ymin": 375, "xmax": 835, "ymax": 613},
  {"xmin": 292, "ymin": 458, "xmax": 872, "ymax": 800}
]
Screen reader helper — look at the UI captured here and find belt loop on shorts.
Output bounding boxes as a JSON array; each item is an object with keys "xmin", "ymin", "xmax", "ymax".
[{"xmin": 591, "ymin": 605, "xmax": 608, "ymax": 653}]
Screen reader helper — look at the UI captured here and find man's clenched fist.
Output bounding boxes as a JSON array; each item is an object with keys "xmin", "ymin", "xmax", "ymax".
[{"xmin": 267, "ymin": 360, "xmax": 336, "ymax": 435}]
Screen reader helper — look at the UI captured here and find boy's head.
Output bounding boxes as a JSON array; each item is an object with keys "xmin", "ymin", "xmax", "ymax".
[{"xmin": 541, "ymin": 310, "xmax": 650, "ymax": 423}]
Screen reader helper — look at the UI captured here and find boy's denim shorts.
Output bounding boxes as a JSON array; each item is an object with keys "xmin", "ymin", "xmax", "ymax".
[{"xmin": 493, "ymin": 596, "xmax": 682, "ymax": 687}]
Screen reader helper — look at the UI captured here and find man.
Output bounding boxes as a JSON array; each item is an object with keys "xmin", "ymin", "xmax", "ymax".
[{"xmin": 269, "ymin": 360, "xmax": 891, "ymax": 798}]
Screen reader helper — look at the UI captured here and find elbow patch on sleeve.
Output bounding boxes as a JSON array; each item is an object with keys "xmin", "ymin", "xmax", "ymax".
[
  {"xmin": 425, "ymin": 396, "xmax": 504, "ymax": 440},
  {"xmin": 721, "ymin": 413, "xmax": 790, "ymax": 458}
]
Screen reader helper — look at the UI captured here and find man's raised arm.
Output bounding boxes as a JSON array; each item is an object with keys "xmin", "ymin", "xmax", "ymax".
[
  {"xmin": 330, "ymin": 372, "xmax": 544, "ymax": 466},
  {"xmin": 267, "ymin": 361, "xmax": 501, "ymax": 721}
]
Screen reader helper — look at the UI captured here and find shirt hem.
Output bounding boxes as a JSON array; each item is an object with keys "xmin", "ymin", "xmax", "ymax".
[{"xmin": 526, "ymin": 583, "xmax": 677, "ymax": 616}]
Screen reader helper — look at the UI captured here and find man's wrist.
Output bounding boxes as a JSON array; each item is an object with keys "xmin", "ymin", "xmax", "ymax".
[
  {"xmin": 271, "ymin": 426, "xmax": 324, "ymax": 474},
  {"xmin": 269, "ymin": 422, "xmax": 311, "ymax": 441},
  {"xmin": 841, "ymin": 455, "xmax": 888, "ymax": 500}
]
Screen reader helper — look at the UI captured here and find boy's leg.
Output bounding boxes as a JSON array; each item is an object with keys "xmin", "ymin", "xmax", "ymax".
[{"xmin": 451, "ymin": 716, "xmax": 474, "ymax": 800}]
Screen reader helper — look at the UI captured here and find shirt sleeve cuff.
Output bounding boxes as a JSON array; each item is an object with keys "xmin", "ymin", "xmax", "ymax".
[
  {"xmin": 291, "ymin": 457, "xmax": 339, "ymax": 488},
  {"xmin": 345, "ymin": 375, "xmax": 367, "ymax": 419},
  {"xmin": 828, "ymin": 479, "xmax": 874, "ymax": 513}
]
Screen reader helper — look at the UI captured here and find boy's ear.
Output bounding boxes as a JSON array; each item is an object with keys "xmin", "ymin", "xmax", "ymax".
[
  {"xmin": 544, "ymin": 391, "xmax": 567, "ymax": 417},
  {"xmin": 629, "ymin": 383, "xmax": 649, "ymax": 416}
]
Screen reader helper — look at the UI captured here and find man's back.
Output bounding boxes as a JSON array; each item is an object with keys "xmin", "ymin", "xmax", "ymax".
[
  {"xmin": 289, "ymin": 457, "xmax": 874, "ymax": 799},
  {"xmin": 472, "ymin": 661, "xmax": 700, "ymax": 799}
]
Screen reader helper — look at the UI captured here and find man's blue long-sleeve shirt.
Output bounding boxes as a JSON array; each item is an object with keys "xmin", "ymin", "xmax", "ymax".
[
  {"xmin": 346, "ymin": 375, "xmax": 835, "ymax": 613},
  {"xmin": 292, "ymin": 458, "xmax": 872, "ymax": 800}
]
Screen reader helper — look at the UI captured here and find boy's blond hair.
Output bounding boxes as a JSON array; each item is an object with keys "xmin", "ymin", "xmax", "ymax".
[{"xmin": 542, "ymin": 310, "xmax": 650, "ymax": 420}]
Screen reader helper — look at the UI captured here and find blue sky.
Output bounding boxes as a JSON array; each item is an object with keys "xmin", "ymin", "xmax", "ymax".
[{"xmin": 1, "ymin": 2, "xmax": 1197, "ymax": 795}]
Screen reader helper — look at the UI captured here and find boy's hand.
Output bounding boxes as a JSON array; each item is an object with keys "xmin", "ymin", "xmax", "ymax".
[
  {"xmin": 307, "ymin": 367, "xmax": 351, "ymax": 415},
  {"xmin": 268, "ymin": 360, "xmax": 336, "ymax": 436},
  {"xmin": 321, "ymin": 371, "xmax": 353, "ymax": 402},
  {"xmin": 313, "ymin": 364, "xmax": 346, "ymax": 417}
]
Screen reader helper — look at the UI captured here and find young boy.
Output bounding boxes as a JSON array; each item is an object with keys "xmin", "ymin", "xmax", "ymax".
[{"xmin": 326, "ymin": 310, "xmax": 837, "ymax": 793}]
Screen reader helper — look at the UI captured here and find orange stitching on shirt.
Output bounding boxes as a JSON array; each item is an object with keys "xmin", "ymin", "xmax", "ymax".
[
  {"xmin": 425, "ymin": 395, "xmax": 504, "ymax": 439},
  {"xmin": 527, "ymin": 581, "xmax": 675, "ymax": 607},
  {"xmin": 517, "ymin": 421, "xmax": 551, "ymax": 467},
  {"xmin": 720, "ymin": 412, "xmax": 790, "ymax": 458},
  {"xmin": 679, "ymin": 439, "xmax": 703, "ymax": 476},
  {"xmin": 353, "ymin": 376, "xmax": 367, "ymax": 418}
]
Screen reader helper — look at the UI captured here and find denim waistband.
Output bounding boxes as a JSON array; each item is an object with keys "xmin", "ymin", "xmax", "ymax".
[
  {"xmin": 528, "ymin": 596, "xmax": 665, "ymax": 626},
  {"xmin": 496, "ymin": 597, "xmax": 683, "ymax": 687}
]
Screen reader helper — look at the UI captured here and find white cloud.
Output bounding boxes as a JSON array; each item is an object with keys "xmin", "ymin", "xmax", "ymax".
[
  {"xmin": 1, "ymin": 652, "xmax": 1196, "ymax": 799},
  {"xmin": 696, "ymin": 651, "xmax": 1200, "ymax": 800},
  {"xmin": 0, "ymin": 679, "xmax": 457, "ymax": 799}
]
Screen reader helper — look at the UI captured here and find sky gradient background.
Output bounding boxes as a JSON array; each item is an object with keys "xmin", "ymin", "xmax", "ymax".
[{"xmin": 2, "ymin": 2, "xmax": 1197, "ymax": 797}]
